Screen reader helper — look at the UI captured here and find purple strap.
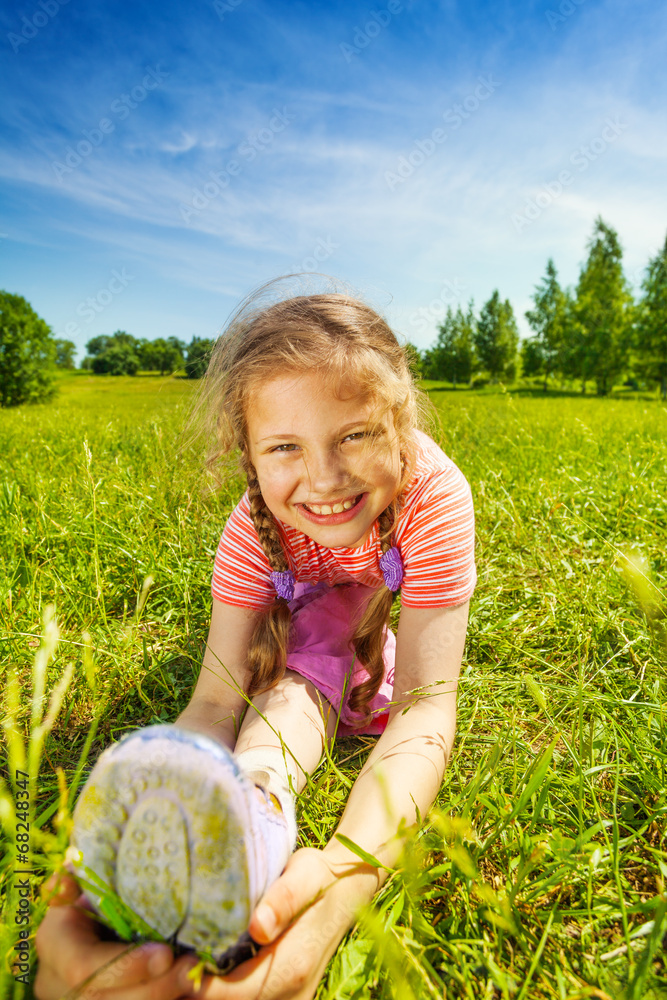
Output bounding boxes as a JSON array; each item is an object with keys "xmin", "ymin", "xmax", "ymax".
[
  {"xmin": 270, "ymin": 570, "xmax": 295, "ymax": 601},
  {"xmin": 380, "ymin": 546, "xmax": 404, "ymax": 591}
]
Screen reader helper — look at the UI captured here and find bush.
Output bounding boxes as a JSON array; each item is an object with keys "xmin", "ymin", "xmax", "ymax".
[
  {"xmin": 185, "ymin": 337, "xmax": 214, "ymax": 379},
  {"xmin": 91, "ymin": 344, "xmax": 140, "ymax": 376},
  {"xmin": 138, "ymin": 337, "xmax": 184, "ymax": 375},
  {"xmin": 0, "ymin": 291, "xmax": 57, "ymax": 407}
]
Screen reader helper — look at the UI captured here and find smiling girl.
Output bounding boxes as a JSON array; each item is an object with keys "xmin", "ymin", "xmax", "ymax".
[{"xmin": 35, "ymin": 284, "xmax": 476, "ymax": 999}]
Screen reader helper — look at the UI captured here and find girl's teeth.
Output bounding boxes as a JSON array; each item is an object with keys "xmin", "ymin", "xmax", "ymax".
[{"xmin": 306, "ymin": 496, "xmax": 359, "ymax": 515}]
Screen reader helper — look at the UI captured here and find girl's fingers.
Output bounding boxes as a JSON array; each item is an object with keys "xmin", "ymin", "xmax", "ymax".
[
  {"xmin": 249, "ymin": 848, "xmax": 332, "ymax": 945},
  {"xmin": 192, "ymin": 887, "xmax": 350, "ymax": 1000},
  {"xmin": 40, "ymin": 869, "xmax": 80, "ymax": 906},
  {"xmin": 34, "ymin": 900, "xmax": 188, "ymax": 995},
  {"xmin": 69, "ymin": 953, "xmax": 201, "ymax": 1000},
  {"xmin": 186, "ymin": 939, "xmax": 303, "ymax": 1000}
]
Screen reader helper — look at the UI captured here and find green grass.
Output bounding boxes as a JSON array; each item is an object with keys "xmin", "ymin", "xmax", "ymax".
[{"xmin": 1, "ymin": 373, "xmax": 666, "ymax": 999}]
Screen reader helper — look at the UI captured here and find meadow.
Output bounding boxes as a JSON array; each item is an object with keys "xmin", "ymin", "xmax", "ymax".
[{"xmin": 1, "ymin": 372, "xmax": 666, "ymax": 1000}]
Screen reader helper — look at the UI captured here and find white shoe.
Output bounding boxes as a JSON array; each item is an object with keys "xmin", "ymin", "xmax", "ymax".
[{"xmin": 71, "ymin": 725, "xmax": 293, "ymax": 968}]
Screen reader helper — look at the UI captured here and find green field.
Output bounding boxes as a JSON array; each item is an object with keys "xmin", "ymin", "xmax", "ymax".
[{"xmin": 1, "ymin": 373, "xmax": 666, "ymax": 999}]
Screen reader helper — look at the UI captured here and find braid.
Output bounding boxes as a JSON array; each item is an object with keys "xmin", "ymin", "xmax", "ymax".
[
  {"xmin": 242, "ymin": 456, "xmax": 293, "ymax": 697},
  {"xmin": 377, "ymin": 505, "xmax": 396, "ymax": 553},
  {"xmin": 246, "ymin": 468, "xmax": 290, "ymax": 573},
  {"xmin": 347, "ymin": 503, "xmax": 398, "ymax": 722}
]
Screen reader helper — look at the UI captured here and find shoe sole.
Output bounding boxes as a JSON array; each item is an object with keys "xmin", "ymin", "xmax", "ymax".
[{"xmin": 71, "ymin": 726, "xmax": 260, "ymax": 963}]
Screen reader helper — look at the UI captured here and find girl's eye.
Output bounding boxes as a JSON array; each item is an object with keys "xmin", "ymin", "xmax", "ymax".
[{"xmin": 270, "ymin": 432, "xmax": 372, "ymax": 451}]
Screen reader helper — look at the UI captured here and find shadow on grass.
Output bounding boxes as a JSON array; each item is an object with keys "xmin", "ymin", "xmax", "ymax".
[
  {"xmin": 510, "ymin": 387, "xmax": 661, "ymax": 401},
  {"xmin": 423, "ymin": 382, "xmax": 662, "ymax": 402}
]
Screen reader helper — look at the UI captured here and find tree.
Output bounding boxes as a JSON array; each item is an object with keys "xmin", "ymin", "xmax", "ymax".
[
  {"xmin": 523, "ymin": 260, "xmax": 568, "ymax": 391},
  {"xmin": 55, "ymin": 339, "xmax": 77, "ymax": 369},
  {"xmin": 109, "ymin": 330, "xmax": 138, "ymax": 351},
  {"xmin": 474, "ymin": 291, "xmax": 518, "ymax": 381},
  {"xmin": 138, "ymin": 337, "xmax": 184, "ymax": 375},
  {"xmin": 635, "ymin": 232, "xmax": 667, "ymax": 400},
  {"xmin": 0, "ymin": 291, "xmax": 57, "ymax": 407},
  {"xmin": 167, "ymin": 336, "xmax": 186, "ymax": 356},
  {"xmin": 85, "ymin": 335, "xmax": 112, "ymax": 356},
  {"xmin": 85, "ymin": 331, "xmax": 140, "ymax": 376},
  {"xmin": 85, "ymin": 331, "xmax": 138, "ymax": 357},
  {"xmin": 520, "ymin": 337, "xmax": 545, "ymax": 382},
  {"xmin": 574, "ymin": 217, "xmax": 633, "ymax": 395},
  {"xmin": 184, "ymin": 336, "xmax": 214, "ymax": 379},
  {"xmin": 552, "ymin": 289, "xmax": 587, "ymax": 391},
  {"xmin": 92, "ymin": 343, "xmax": 140, "ymax": 376},
  {"xmin": 426, "ymin": 305, "xmax": 476, "ymax": 386},
  {"xmin": 403, "ymin": 341, "xmax": 423, "ymax": 377}
]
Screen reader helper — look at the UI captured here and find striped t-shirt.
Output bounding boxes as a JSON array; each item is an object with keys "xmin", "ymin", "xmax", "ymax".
[{"xmin": 211, "ymin": 428, "xmax": 476, "ymax": 610}]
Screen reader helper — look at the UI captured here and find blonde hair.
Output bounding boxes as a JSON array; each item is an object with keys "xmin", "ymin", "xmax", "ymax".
[{"xmin": 196, "ymin": 278, "xmax": 429, "ymax": 725}]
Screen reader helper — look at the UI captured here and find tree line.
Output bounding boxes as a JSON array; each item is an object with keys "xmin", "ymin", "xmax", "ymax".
[
  {"xmin": 411, "ymin": 217, "xmax": 667, "ymax": 399},
  {"xmin": 0, "ymin": 294, "xmax": 214, "ymax": 407},
  {"xmin": 2, "ymin": 215, "xmax": 666, "ymax": 407},
  {"xmin": 77, "ymin": 331, "xmax": 213, "ymax": 379}
]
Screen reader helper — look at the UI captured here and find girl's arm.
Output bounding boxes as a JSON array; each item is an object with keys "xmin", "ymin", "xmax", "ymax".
[{"xmin": 323, "ymin": 599, "xmax": 468, "ymax": 870}]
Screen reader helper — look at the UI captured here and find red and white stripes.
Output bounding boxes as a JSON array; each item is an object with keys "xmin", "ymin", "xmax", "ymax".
[{"xmin": 212, "ymin": 429, "xmax": 476, "ymax": 610}]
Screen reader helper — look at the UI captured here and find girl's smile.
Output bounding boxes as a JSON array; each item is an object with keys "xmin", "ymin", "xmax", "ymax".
[
  {"xmin": 247, "ymin": 372, "xmax": 402, "ymax": 549},
  {"xmin": 298, "ymin": 491, "xmax": 367, "ymax": 524}
]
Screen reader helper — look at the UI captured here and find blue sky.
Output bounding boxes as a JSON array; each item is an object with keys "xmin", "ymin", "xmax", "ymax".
[{"xmin": 1, "ymin": 0, "xmax": 666, "ymax": 358}]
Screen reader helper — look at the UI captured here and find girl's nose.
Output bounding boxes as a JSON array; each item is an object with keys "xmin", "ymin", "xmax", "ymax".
[{"xmin": 303, "ymin": 449, "xmax": 349, "ymax": 496}]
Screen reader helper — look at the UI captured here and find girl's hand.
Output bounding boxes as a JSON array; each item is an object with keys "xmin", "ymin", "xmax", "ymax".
[
  {"xmin": 34, "ymin": 872, "xmax": 200, "ymax": 999},
  {"xmin": 189, "ymin": 847, "xmax": 377, "ymax": 1000}
]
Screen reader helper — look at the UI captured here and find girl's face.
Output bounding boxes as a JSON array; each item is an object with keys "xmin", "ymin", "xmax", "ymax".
[{"xmin": 246, "ymin": 370, "xmax": 402, "ymax": 549}]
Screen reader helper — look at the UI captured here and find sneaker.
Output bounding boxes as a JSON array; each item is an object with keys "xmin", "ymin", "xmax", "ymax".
[{"xmin": 71, "ymin": 725, "xmax": 293, "ymax": 969}]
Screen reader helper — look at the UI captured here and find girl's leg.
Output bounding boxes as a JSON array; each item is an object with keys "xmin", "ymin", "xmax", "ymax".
[
  {"xmin": 234, "ymin": 669, "xmax": 338, "ymax": 795},
  {"xmin": 69, "ymin": 674, "xmax": 335, "ymax": 968}
]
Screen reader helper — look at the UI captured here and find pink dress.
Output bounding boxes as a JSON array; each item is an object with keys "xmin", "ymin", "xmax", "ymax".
[{"xmin": 285, "ymin": 580, "xmax": 395, "ymax": 736}]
